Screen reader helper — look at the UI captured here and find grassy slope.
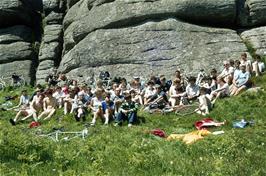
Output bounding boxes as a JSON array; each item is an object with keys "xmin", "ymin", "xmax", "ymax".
[{"xmin": 0, "ymin": 76, "xmax": 266, "ymax": 176}]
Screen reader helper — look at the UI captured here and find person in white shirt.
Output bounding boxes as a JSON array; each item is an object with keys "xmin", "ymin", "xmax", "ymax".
[
  {"xmin": 252, "ymin": 55, "xmax": 265, "ymax": 77},
  {"xmin": 218, "ymin": 61, "xmax": 234, "ymax": 85},
  {"xmin": 195, "ymin": 87, "xmax": 212, "ymax": 116},
  {"xmin": 240, "ymin": 53, "xmax": 252, "ymax": 73},
  {"xmin": 179, "ymin": 77, "xmax": 199, "ymax": 105},
  {"xmin": 89, "ymin": 88, "xmax": 104, "ymax": 126}
]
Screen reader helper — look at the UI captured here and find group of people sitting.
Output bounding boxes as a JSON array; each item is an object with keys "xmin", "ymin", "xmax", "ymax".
[{"xmin": 8, "ymin": 53, "xmax": 265, "ymax": 127}]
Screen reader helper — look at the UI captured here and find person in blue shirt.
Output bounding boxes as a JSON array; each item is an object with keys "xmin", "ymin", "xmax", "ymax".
[
  {"xmin": 101, "ymin": 92, "xmax": 114, "ymax": 125},
  {"xmin": 231, "ymin": 65, "xmax": 252, "ymax": 96}
]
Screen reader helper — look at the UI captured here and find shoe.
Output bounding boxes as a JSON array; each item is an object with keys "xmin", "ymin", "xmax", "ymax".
[
  {"xmin": 9, "ymin": 119, "xmax": 16, "ymax": 126},
  {"xmin": 114, "ymin": 123, "xmax": 119, "ymax": 127},
  {"xmin": 128, "ymin": 123, "xmax": 133, "ymax": 127}
]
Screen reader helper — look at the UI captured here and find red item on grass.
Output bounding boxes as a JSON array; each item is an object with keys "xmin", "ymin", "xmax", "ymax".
[
  {"xmin": 150, "ymin": 129, "xmax": 167, "ymax": 138},
  {"xmin": 29, "ymin": 121, "xmax": 41, "ymax": 128}
]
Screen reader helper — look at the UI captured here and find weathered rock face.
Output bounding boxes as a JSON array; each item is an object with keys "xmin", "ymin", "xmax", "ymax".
[
  {"xmin": 0, "ymin": 0, "xmax": 42, "ymax": 28},
  {"xmin": 241, "ymin": 27, "xmax": 266, "ymax": 56},
  {"xmin": 59, "ymin": 19, "xmax": 249, "ymax": 79},
  {"xmin": 63, "ymin": 0, "xmax": 237, "ymax": 54},
  {"xmin": 35, "ymin": 0, "xmax": 65, "ymax": 84},
  {"xmin": 0, "ymin": 26, "xmax": 36, "ymax": 84},
  {"xmin": 238, "ymin": 0, "xmax": 266, "ymax": 27},
  {"xmin": 1, "ymin": 0, "xmax": 266, "ymax": 84}
]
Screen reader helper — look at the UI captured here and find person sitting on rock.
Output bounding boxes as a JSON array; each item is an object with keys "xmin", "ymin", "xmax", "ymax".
[{"xmin": 114, "ymin": 94, "xmax": 138, "ymax": 127}]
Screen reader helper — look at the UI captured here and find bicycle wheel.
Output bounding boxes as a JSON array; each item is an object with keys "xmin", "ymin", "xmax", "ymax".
[{"xmin": 175, "ymin": 105, "xmax": 198, "ymax": 116}]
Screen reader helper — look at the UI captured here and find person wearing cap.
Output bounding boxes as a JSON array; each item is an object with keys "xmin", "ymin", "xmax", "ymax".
[
  {"xmin": 218, "ymin": 60, "xmax": 234, "ymax": 85},
  {"xmin": 114, "ymin": 94, "xmax": 138, "ymax": 127}
]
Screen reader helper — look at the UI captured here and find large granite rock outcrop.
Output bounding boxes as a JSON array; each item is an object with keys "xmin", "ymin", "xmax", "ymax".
[
  {"xmin": 36, "ymin": 0, "xmax": 65, "ymax": 84},
  {"xmin": 63, "ymin": 0, "xmax": 237, "ymax": 54},
  {"xmin": 241, "ymin": 27, "xmax": 266, "ymax": 56},
  {"xmin": 0, "ymin": 0, "xmax": 42, "ymax": 28},
  {"xmin": 59, "ymin": 19, "xmax": 249, "ymax": 79},
  {"xmin": 0, "ymin": 26, "xmax": 36, "ymax": 83},
  {"xmin": 238, "ymin": 0, "xmax": 266, "ymax": 27}
]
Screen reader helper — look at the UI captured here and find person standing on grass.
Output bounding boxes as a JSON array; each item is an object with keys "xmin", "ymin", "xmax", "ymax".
[{"xmin": 114, "ymin": 94, "xmax": 138, "ymax": 127}]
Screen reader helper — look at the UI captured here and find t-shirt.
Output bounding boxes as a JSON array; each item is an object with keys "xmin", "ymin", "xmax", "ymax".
[
  {"xmin": 102, "ymin": 101, "xmax": 115, "ymax": 112},
  {"xmin": 186, "ymin": 84, "xmax": 200, "ymax": 97},
  {"xmin": 233, "ymin": 69, "xmax": 241, "ymax": 80},
  {"xmin": 20, "ymin": 95, "xmax": 29, "ymax": 106},
  {"xmin": 236, "ymin": 72, "xmax": 250, "ymax": 87}
]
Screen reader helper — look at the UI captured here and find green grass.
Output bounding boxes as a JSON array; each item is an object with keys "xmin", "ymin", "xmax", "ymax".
[{"xmin": 0, "ymin": 77, "xmax": 266, "ymax": 176}]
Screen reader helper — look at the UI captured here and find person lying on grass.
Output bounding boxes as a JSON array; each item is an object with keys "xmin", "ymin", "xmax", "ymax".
[
  {"xmin": 114, "ymin": 94, "xmax": 138, "ymax": 127},
  {"xmin": 37, "ymin": 89, "xmax": 57, "ymax": 121}
]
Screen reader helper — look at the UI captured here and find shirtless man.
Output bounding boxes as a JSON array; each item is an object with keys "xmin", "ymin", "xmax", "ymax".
[{"xmin": 37, "ymin": 89, "xmax": 57, "ymax": 121}]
